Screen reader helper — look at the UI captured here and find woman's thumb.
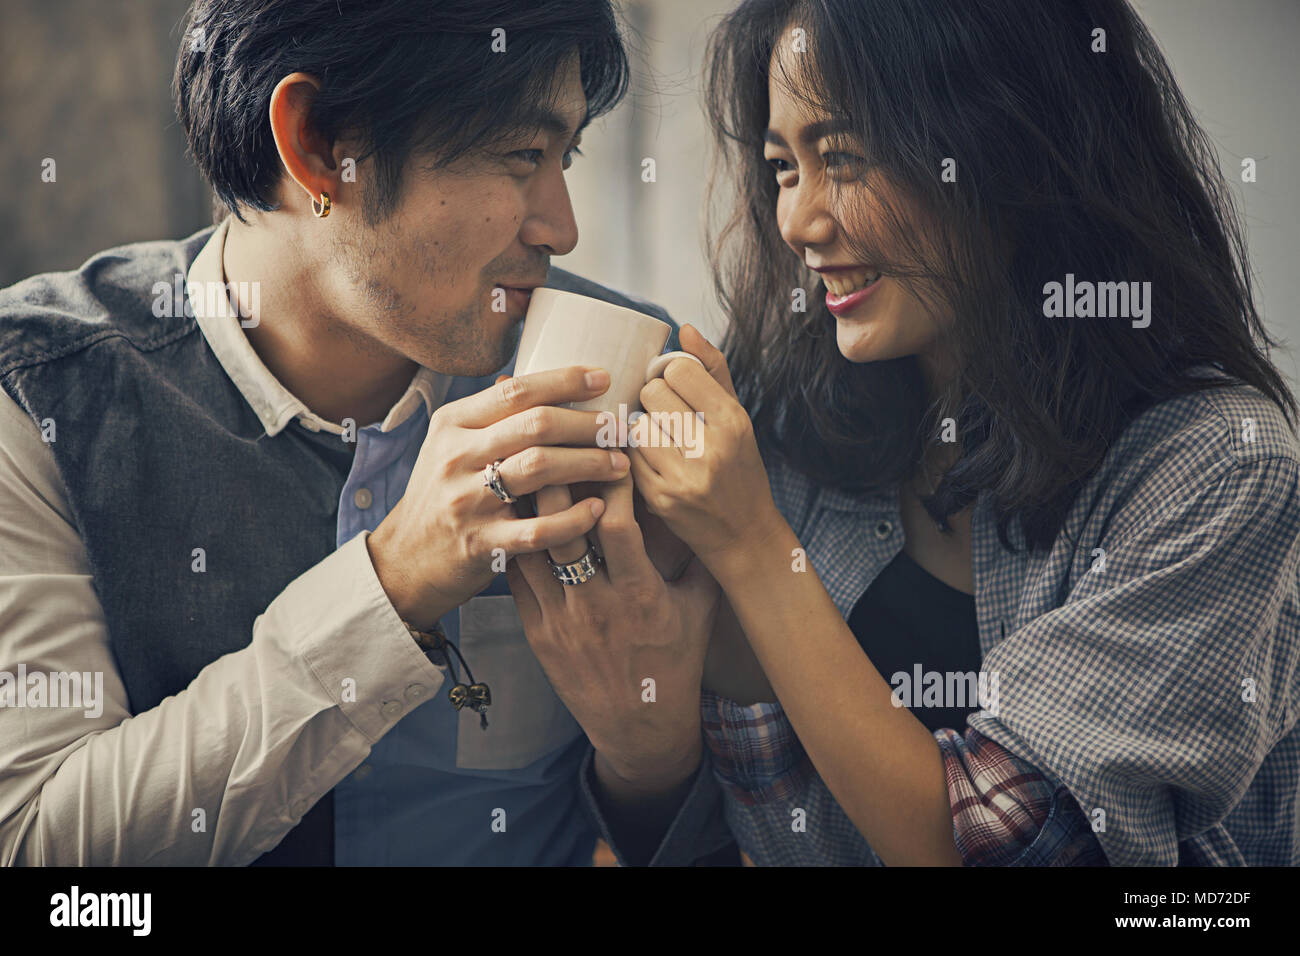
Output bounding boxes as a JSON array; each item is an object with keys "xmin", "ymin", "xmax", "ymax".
[{"xmin": 680, "ymin": 324, "xmax": 737, "ymax": 398}]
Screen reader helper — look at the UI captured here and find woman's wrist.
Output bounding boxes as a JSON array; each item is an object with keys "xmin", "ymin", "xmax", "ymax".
[{"xmin": 705, "ymin": 504, "xmax": 794, "ymax": 586}]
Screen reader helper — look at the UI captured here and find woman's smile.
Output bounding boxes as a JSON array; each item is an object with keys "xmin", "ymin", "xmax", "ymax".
[{"xmin": 816, "ymin": 266, "xmax": 885, "ymax": 317}]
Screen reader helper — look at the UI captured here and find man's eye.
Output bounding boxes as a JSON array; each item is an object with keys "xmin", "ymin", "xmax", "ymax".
[
  {"xmin": 509, "ymin": 145, "xmax": 583, "ymax": 171},
  {"xmin": 766, "ymin": 157, "xmax": 794, "ymax": 175}
]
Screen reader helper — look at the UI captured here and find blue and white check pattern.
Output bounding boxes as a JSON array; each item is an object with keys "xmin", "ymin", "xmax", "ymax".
[{"xmin": 702, "ymin": 367, "xmax": 1300, "ymax": 866}]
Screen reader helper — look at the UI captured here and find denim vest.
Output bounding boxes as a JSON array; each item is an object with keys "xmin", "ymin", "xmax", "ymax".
[{"xmin": 0, "ymin": 226, "xmax": 677, "ymax": 864}]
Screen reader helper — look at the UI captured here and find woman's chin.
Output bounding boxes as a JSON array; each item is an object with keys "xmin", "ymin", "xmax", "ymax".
[
  {"xmin": 835, "ymin": 321, "xmax": 887, "ymax": 364},
  {"xmin": 835, "ymin": 317, "xmax": 923, "ymax": 366}
]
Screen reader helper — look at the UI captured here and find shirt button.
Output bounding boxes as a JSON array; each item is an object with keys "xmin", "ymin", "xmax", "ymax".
[
  {"xmin": 874, "ymin": 520, "xmax": 893, "ymax": 539},
  {"xmin": 405, "ymin": 683, "xmax": 428, "ymax": 702},
  {"xmin": 381, "ymin": 699, "xmax": 402, "ymax": 718},
  {"xmin": 354, "ymin": 488, "xmax": 374, "ymax": 510},
  {"xmin": 354, "ymin": 764, "xmax": 373, "ymax": 782}
]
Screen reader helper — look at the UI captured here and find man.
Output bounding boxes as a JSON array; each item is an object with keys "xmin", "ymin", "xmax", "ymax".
[{"xmin": 0, "ymin": 0, "xmax": 734, "ymax": 865}]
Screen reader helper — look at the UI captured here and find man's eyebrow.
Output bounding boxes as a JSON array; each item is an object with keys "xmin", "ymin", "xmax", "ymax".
[
  {"xmin": 517, "ymin": 106, "xmax": 590, "ymax": 140},
  {"xmin": 763, "ymin": 118, "xmax": 852, "ymax": 147}
]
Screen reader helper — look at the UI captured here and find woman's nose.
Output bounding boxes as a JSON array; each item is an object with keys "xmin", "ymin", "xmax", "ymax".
[{"xmin": 779, "ymin": 182, "xmax": 837, "ymax": 253}]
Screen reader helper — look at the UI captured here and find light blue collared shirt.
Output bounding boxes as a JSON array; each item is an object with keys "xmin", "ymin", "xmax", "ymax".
[{"xmin": 332, "ymin": 362, "xmax": 599, "ymax": 866}]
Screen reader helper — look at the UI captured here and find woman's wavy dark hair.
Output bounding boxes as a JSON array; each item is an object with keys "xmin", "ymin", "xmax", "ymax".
[{"xmin": 705, "ymin": 0, "xmax": 1296, "ymax": 553}]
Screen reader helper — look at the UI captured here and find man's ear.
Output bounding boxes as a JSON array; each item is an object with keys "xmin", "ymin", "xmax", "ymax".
[{"xmin": 267, "ymin": 72, "xmax": 337, "ymax": 211}]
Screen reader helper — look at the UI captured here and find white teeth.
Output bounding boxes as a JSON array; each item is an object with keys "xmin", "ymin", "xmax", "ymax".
[{"xmin": 823, "ymin": 269, "xmax": 881, "ymax": 297}]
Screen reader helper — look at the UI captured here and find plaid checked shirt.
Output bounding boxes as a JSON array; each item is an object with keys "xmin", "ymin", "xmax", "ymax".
[{"xmin": 701, "ymin": 368, "xmax": 1300, "ymax": 866}]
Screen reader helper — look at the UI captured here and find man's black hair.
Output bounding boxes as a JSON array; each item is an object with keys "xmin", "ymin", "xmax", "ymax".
[{"xmin": 174, "ymin": 0, "xmax": 628, "ymax": 224}]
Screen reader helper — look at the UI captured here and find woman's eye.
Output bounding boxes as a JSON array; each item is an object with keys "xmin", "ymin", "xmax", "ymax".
[
  {"xmin": 766, "ymin": 157, "xmax": 794, "ymax": 175},
  {"xmin": 824, "ymin": 151, "xmax": 868, "ymax": 173}
]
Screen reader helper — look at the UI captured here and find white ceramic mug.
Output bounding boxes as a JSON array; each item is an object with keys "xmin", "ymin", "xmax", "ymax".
[{"xmin": 515, "ymin": 287, "xmax": 704, "ymax": 416}]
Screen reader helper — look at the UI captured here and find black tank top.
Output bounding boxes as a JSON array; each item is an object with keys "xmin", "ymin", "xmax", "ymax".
[{"xmin": 847, "ymin": 548, "xmax": 983, "ymax": 734}]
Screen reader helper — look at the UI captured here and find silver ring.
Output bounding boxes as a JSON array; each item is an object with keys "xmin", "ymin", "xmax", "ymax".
[
  {"xmin": 547, "ymin": 543, "xmax": 604, "ymax": 585},
  {"xmin": 483, "ymin": 460, "xmax": 517, "ymax": 504}
]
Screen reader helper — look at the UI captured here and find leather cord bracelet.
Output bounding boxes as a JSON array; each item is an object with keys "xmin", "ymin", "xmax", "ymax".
[
  {"xmin": 402, "ymin": 619, "xmax": 492, "ymax": 730},
  {"xmin": 404, "ymin": 620, "xmax": 448, "ymax": 666}
]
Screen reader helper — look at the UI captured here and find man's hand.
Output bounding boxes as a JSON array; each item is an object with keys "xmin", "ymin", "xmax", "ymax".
[
  {"xmin": 505, "ymin": 474, "xmax": 721, "ymax": 785},
  {"xmin": 366, "ymin": 365, "xmax": 631, "ymax": 630}
]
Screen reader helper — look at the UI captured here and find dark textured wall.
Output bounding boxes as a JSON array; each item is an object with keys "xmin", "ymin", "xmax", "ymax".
[{"xmin": 0, "ymin": 0, "xmax": 211, "ymax": 287}]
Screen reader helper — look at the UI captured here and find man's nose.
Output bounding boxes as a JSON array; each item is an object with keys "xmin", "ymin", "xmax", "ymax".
[{"xmin": 520, "ymin": 167, "xmax": 579, "ymax": 256}]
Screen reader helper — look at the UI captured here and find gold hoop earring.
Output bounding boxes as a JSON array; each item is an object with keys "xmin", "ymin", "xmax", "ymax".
[{"xmin": 311, "ymin": 190, "xmax": 331, "ymax": 218}]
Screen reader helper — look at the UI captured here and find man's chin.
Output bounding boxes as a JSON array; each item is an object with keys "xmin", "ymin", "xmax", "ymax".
[
  {"xmin": 409, "ymin": 306, "xmax": 524, "ymax": 379},
  {"xmin": 489, "ymin": 316, "xmax": 524, "ymax": 374},
  {"xmin": 450, "ymin": 319, "xmax": 522, "ymax": 379}
]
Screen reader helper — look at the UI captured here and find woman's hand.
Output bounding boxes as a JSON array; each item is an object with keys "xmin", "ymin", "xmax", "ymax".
[{"xmin": 628, "ymin": 325, "xmax": 785, "ymax": 570}]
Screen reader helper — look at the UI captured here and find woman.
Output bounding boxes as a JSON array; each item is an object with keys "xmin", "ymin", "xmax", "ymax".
[{"xmin": 630, "ymin": 0, "xmax": 1300, "ymax": 865}]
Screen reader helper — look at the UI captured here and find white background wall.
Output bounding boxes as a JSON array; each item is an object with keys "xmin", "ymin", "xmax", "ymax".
[
  {"xmin": 561, "ymin": 0, "xmax": 1300, "ymax": 393},
  {"xmin": 1133, "ymin": 0, "xmax": 1300, "ymax": 390}
]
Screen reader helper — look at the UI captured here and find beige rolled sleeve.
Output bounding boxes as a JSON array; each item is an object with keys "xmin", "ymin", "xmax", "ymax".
[{"xmin": 0, "ymin": 388, "xmax": 444, "ymax": 865}]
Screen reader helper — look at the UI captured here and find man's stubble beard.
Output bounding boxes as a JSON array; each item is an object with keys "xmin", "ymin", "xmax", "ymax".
[{"xmin": 328, "ymin": 222, "xmax": 520, "ymax": 378}]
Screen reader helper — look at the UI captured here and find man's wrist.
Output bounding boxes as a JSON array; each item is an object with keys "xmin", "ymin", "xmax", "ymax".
[
  {"xmin": 364, "ymin": 526, "xmax": 456, "ymax": 629},
  {"xmin": 595, "ymin": 732, "xmax": 704, "ymax": 794},
  {"xmin": 588, "ymin": 742, "xmax": 704, "ymax": 867}
]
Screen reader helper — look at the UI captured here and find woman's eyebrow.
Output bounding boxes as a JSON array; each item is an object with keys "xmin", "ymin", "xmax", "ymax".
[
  {"xmin": 763, "ymin": 118, "xmax": 852, "ymax": 147},
  {"xmin": 801, "ymin": 118, "xmax": 852, "ymax": 142}
]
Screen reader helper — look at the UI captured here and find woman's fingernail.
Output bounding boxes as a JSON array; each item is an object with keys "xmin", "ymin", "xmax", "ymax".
[
  {"xmin": 585, "ymin": 368, "xmax": 609, "ymax": 390},
  {"xmin": 590, "ymin": 499, "xmax": 606, "ymax": 519},
  {"xmin": 610, "ymin": 451, "xmax": 629, "ymax": 470}
]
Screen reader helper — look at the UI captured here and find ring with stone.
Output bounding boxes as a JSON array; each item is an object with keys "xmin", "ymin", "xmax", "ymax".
[{"xmin": 483, "ymin": 459, "xmax": 517, "ymax": 504}]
